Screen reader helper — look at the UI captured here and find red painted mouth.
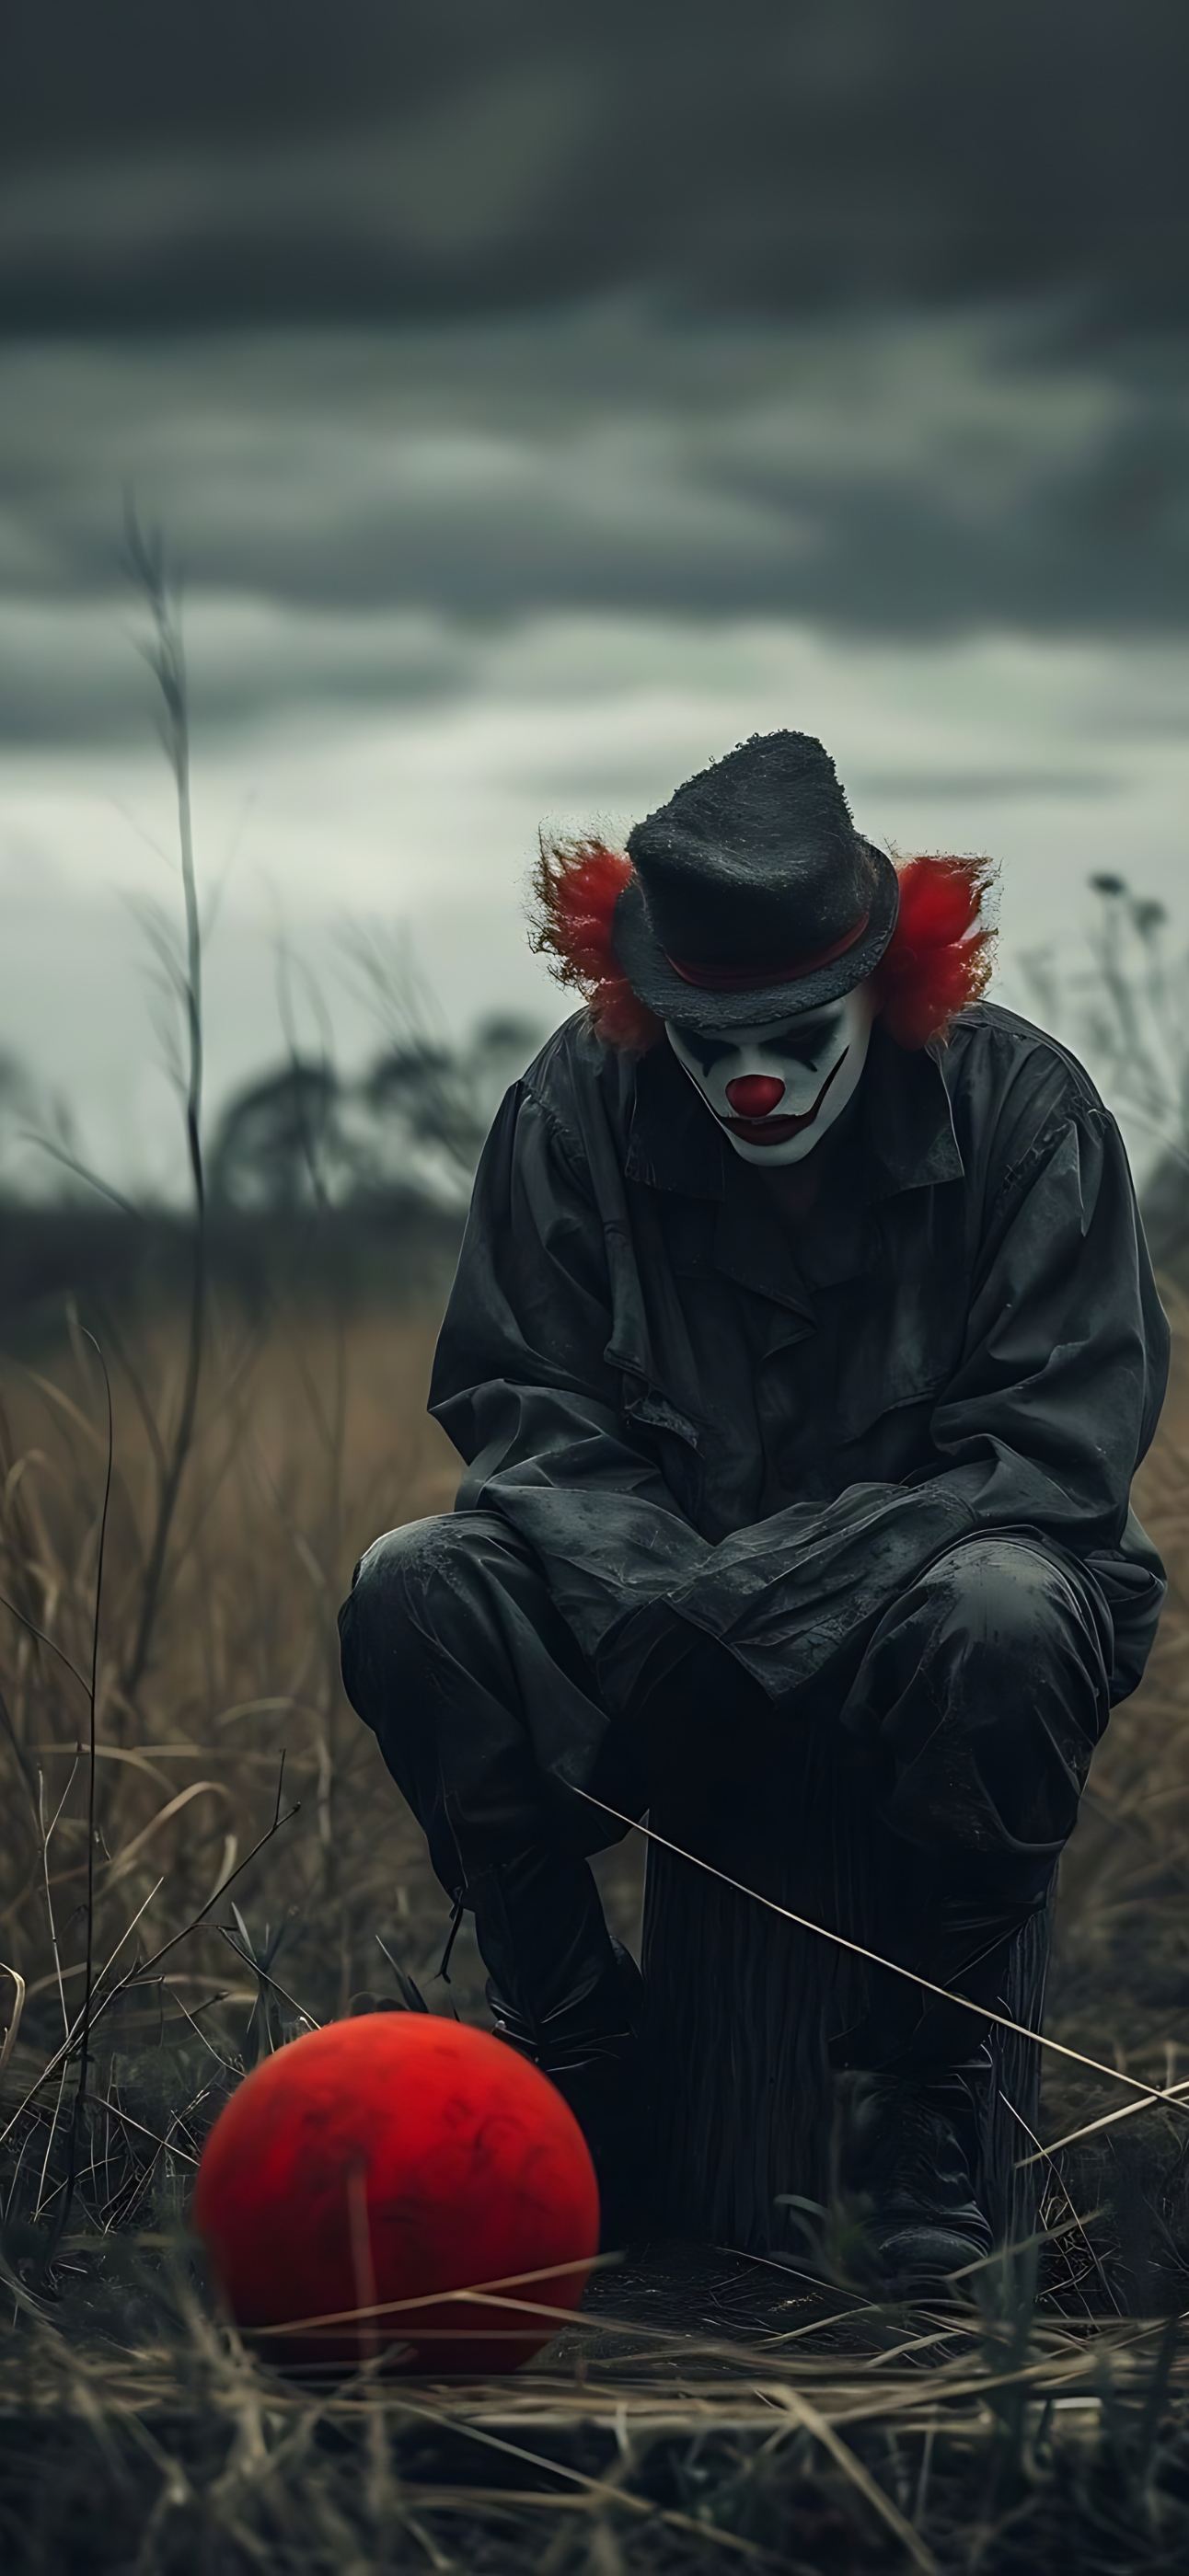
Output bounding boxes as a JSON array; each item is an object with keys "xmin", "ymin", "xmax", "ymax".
[{"xmin": 720, "ymin": 1050, "xmax": 848, "ymax": 1146}]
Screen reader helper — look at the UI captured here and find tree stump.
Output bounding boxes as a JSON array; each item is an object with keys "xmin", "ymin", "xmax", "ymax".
[{"xmin": 641, "ymin": 1828, "xmax": 1050, "ymax": 2257}]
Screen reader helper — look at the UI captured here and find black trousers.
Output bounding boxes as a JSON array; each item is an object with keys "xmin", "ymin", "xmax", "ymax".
[{"xmin": 339, "ymin": 1512, "xmax": 1111, "ymax": 2068}]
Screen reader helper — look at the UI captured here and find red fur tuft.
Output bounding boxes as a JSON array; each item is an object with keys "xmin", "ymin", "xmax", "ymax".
[
  {"xmin": 528, "ymin": 833, "xmax": 997, "ymax": 1056},
  {"xmin": 529, "ymin": 834, "xmax": 663, "ymax": 1053},
  {"xmin": 871, "ymin": 854, "xmax": 998, "ymax": 1048}
]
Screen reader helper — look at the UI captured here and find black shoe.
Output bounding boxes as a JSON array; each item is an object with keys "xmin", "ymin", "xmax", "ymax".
[
  {"xmin": 843, "ymin": 2067, "xmax": 993, "ymax": 2292},
  {"xmin": 469, "ymin": 1848, "xmax": 652, "ymax": 2250},
  {"xmin": 492, "ymin": 1947, "xmax": 650, "ymax": 2252}
]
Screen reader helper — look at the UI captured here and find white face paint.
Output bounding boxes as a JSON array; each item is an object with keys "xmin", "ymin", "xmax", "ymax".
[{"xmin": 665, "ymin": 983, "xmax": 875, "ymax": 1165}]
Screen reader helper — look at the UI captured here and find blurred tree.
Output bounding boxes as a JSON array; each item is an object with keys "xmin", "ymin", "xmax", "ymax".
[
  {"xmin": 207, "ymin": 1064, "xmax": 343, "ymax": 1213},
  {"xmin": 208, "ymin": 1013, "xmax": 545, "ymax": 1215}
]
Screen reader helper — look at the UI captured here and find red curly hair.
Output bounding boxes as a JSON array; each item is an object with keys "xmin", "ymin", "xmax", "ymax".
[{"xmin": 529, "ymin": 833, "xmax": 997, "ymax": 1054}]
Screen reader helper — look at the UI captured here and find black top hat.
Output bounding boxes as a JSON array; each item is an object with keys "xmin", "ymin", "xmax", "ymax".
[{"xmin": 613, "ymin": 730, "xmax": 898, "ymax": 1029}]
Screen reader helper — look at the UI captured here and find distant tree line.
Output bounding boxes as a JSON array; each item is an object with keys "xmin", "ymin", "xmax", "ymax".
[
  {"xmin": 208, "ymin": 1011, "xmax": 544, "ymax": 1214},
  {"xmin": 0, "ymin": 1012, "xmax": 549, "ymax": 1328}
]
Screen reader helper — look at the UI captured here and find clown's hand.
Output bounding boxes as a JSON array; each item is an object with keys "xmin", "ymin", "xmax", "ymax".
[{"xmin": 595, "ymin": 1600, "xmax": 768, "ymax": 1752}]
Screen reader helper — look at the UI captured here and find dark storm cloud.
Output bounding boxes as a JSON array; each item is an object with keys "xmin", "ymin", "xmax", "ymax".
[
  {"xmin": 3, "ymin": 0, "xmax": 1188, "ymax": 329},
  {"xmin": 2, "ymin": 302, "xmax": 1188, "ymax": 754},
  {"xmin": 5, "ymin": 4, "xmax": 1189, "ymax": 751}
]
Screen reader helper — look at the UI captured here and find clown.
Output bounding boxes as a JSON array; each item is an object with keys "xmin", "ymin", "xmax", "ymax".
[{"xmin": 341, "ymin": 732, "xmax": 1168, "ymax": 2283}]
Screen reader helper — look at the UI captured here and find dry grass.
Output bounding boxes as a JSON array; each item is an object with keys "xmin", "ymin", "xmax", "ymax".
[
  {"xmin": 0, "ymin": 1296, "xmax": 466, "ymax": 2050},
  {"xmin": 2, "ymin": 1270, "xmax": 1189, "ymax": 2570}
]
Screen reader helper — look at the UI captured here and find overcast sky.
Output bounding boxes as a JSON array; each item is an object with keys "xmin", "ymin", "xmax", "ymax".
[
  {"xmin": 2, "ymin": 3, "xmax": 1188, "ymax": 1191},
  {"xmin": 6, "ymin": 1, "xmax": 1188, "ymax": 328}
]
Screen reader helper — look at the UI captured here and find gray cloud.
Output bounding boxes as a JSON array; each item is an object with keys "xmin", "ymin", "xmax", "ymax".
[
  {"xmin": 0, "ymin": 594, "xmax": 472, "ymax": 745},
  {"xmin": 3, "ymin": 3, "xmax": 1188, "ymax": 329},
  {"xmin": 2, "ymin": 305, "xmax": 1188, "ymax": 755},
  {"xmin": 1, "ymin": 66, "xmax": 606, "ymax": 284}
]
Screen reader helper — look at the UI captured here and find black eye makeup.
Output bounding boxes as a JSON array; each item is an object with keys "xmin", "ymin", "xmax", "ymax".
[
  {"xmin": 671, "ymin": 1028, "xmax": 736, "ymax": 1072},
  {"xmin": 671, "ymin": 1013, "xmax": 848, "ymax": 1076},
  {"xmin": 764, "ymin": 1018, "xmax": 846, "ymax": 1070}
]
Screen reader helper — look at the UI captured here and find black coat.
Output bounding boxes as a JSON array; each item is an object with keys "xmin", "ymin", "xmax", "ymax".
[{"xmin": 429, "ymin": 1006, "xmax": 1169, "ymax": 1711}]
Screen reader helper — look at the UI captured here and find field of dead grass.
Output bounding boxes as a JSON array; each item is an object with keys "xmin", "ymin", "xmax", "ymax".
[{"xmin": 2, "ymin": 1272, "xmax": 1189, "ymax": 2571}]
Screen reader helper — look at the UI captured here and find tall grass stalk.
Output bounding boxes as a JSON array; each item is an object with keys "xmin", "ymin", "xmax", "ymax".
[
  {"xmin": 56, "ymin": 1329, "xmax": 113, "ymax": 2246},
  {"xmin": 120, "ymin": 511, "xmax": 207, "ymax": 1704}
]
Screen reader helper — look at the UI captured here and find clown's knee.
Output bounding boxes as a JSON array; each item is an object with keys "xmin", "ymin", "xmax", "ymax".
[
  {"xmin": 920, "ymin": 1535, "xmax": 1092, "ymax": 1676},
  {"xmin": 340, "ymin": 1504, "xmax": 531, "ymax": 1720},
  {"xmin": 339, "ymin": 1512, "xmax": 506, "ymax": 1722}
]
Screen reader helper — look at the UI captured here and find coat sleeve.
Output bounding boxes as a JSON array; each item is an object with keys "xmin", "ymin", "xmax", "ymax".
[
  {"xmin": 431, "ymin": 1074, "xmax": 1168, "ymax": 1709},
  {"xmin": 429, "ymin": 1082, "xmax": 708, "ymax": 1583}
]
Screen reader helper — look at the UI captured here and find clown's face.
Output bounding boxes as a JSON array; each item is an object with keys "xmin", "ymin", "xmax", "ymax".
[{"xmin": 665, "ymin": 983, "xmax": 875, "ymax": 1164}]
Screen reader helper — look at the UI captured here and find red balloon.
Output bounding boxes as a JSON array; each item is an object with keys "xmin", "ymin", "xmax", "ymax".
[{"xmin": 192, "ymin": 2014, "xmax": 599, "ymax": 2375}]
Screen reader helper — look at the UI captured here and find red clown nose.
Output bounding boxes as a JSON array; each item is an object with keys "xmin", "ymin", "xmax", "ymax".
[{"xmin": 725, "ymin": 1074, "xmax": 786, "ymax": 1118}]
